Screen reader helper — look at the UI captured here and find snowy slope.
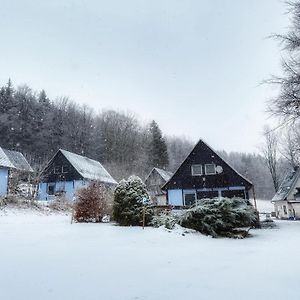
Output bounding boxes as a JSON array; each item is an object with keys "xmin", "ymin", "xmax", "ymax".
[{"xmin": 0, "ymin": 209, "xmax": 298, "ymax": 300}]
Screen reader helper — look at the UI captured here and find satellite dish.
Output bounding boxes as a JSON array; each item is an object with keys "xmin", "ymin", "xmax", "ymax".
[{"xmin": 216, "ymin": 165, "xmax": 223, "ymax": 174}]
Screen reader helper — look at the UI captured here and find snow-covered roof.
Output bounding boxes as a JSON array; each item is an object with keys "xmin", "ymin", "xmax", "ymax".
[
  {"xmin": 154, "ymin": 168, "xmax": 173, "ymax": 182},
  {"xmin": 144, "ymin": 167, "xmax": 173, "ymax": 184},
  {"xmin": 0, "ymin": 147, "xmax": 33, "ymax": 172},
  {"xmin": 60, "ymin": 149, "xmax": 117, "ymax": 184},
  {"xmin": 272, "ymin": 168, "xmax": 300, "ymax": 202}
]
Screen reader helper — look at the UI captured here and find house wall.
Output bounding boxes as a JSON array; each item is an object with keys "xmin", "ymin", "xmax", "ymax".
[
  {"xmin": 168, "ymin": 186, "xmax": 247, "ymax": 207},
  {"xmin": 145, "ymin": 169, "xmax": 167, "ymax": 205},
  {"xmin": 273, "ymin": 175, "xmax": 300, "ymax": 219},
  {"xmin": 275, "ymin": 201, "xmax": 300, "ymax": 219},
  {"xmin": 168, "ymin": 189, "xmax": 183, "ymax": 206},
  {"xmin": 287, "ymin": 175, "xmax": 300, "ymax": 201},
  {"xmin": 289, "ymin": 203, "xmax": 300, "ymax": 219},
  {"xmin": 38, "ymin": 180, "xmax": 87, "ymax": 201},
  {"xmin": 274, "ymin": 201, "xmax": 288, "ymax": 219},
  {"xmin": 0, "ymin": 168, "xmax": 9, "ymax": 197},
  {"xmin": 156, "ymin": 195, "xmax": 167, "ymax": 206}
]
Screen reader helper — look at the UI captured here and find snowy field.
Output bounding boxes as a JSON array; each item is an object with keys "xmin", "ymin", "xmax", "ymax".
[{"xmin": 0, "ymin": 208, "xmax": 298, "ymax": 300}]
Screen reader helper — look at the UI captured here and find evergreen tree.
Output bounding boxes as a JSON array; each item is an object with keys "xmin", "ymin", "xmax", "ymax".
[
  {"xmin": 147, "ymin": 120, "xmax": 169, "ymax": 169},
  {"xmin": 113, "ymin": 176, "xmax": 153, "ymax": 226},
  {"xmin": 180, "ymin": 197, "xmax": 258, "ymax": 238},
  {"xmin": 0, "ymin": 79, "xmax": 17, "ymax": 148}
]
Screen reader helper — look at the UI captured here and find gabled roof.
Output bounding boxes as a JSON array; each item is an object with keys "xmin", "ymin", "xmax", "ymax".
[
  {"xmin": 59, "ymin": 149, "xmax": 117, "ymax": 184},
  {"xmin": 0, "ymin": 147, "xmax": 33, "ymax": 172},
  {"xmin": 154, "ymin": 168, "xmax": 173, "ymax": 182},
  {"xmin": 145, "ymin": 167, "xmax": 173, "ymax": 183},
  {"xmin": 162, "ymin": 139, "xmax": 253, "ymax": 190},
  {"xmin": 272, "ymin": 168, "xmax": 300, "ymax": 202}
]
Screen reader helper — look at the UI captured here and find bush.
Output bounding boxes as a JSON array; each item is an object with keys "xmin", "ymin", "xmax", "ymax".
[
  {"xmin": 151, "ymin": 211, "xmax": 178, "ymax": 229},
  {"xmin": 73, "ymin": 182, "xmax": 110, "ymax": 223},
  {"xmin": 113, "ymin": 176, "xmax": 153, "ymax": 226},
  {"xmin": 180, "ymin": 197, "xmax": 258, "ymax": 238},
  {"xmin": 48, "ymin": 196, "xmax": 73, "ymax": 212}
]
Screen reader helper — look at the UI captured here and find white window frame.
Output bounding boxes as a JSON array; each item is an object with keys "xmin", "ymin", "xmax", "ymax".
[
  {"xmin": 191, "ymin": 164, "xmax": 202, "ymax": 176},
  {"xmin": 205, "ymin": 164, "xmax": 216, "ymax": 175},
  {"xmin": 184, "ymin": 192, "xmax": 196, "ymax": 206},
  {"xmin": 62, "ymin": 165, "xmax": 69, "ymax": 174},
  {"xmin": 54, "ymin": 166, "xmax": 61, "ymax": 174}
]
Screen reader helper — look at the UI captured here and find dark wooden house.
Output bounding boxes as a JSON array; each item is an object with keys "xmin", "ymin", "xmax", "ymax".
[
  {"xmin": 38, "ymin": 149, "xmax": 117, "ymax": 201},
  {"xmin": 162, "ymin": 140, "xmax": 253, "ymax": 207},
  {"xmin": 0, "ymin": 146, "xmax": 33, "ymax": 197},
  {"xmin": 144, "ymin": 167, "xmax": 173, "ymax": 206}
]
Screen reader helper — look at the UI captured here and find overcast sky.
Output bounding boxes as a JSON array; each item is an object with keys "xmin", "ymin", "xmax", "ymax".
[{"xmin": 0, "ymin": 0, "xmax": 290, "ymax": 153}]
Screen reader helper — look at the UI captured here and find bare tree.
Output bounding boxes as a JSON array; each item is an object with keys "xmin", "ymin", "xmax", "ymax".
[
  {"xmin": 262, "ymin": 127, "xmax": 280, "ymax": 191},
  {"xmin": 279, "ymin": 125, "xmax": 300, "ymax": 167},
  {"xmin": 268, "ymin": 1, "xmax": 300, "ymax": 121}
]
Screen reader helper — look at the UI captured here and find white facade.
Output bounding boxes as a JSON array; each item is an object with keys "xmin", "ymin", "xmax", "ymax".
[
  {"xmin": 274, "ymin": 201, "xmax": 300, "ymax": 219},
  {"xmin": 273, "ymin": 169, "xmax": 300, "ymax": 219}
]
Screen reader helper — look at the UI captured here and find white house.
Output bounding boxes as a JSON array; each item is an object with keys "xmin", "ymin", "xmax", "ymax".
[{"xmin": 272, "ymin": 167, "xmax": 300, "ymax": 219}]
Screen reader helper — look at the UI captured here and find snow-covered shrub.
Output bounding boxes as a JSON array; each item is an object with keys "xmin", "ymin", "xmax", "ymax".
[
  {"xmin": 113, "ymin": 176, "xmax": 153, "ymax": 226},
  {"xmin": 73, "ymin": 182, "xmax": 110, "ymax": 223},
  {"xmin": 151, "ymin": 211, "xmax": 178, "ymax": 229},
  {"xmin": 179, "ymin": 197, "xmax": 258, "ymax": 238},
  {"xmin": 48, "ymin": 196, "xmax": 72, "ymax": 212}
]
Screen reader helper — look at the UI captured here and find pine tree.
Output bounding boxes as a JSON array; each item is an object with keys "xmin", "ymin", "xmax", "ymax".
[
  {"xmin": 113, "ymin": 176, "xmax": 153, "ymax": 226},
  {"xmin": 0, "ymin": 79, "xmax": 17, "ymax": 148},
  {"xmin": 180, "ymin": 197, "xmax": 258, "ymax": 238},
  {"xmin": 147, "ymin": 120, "xmax": 169, "ymax": 169}
]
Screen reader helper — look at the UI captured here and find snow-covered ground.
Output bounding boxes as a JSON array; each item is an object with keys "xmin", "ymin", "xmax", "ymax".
[{"xmin": 0, "ymin": 208, "xmax": 298, "ymax": 300}]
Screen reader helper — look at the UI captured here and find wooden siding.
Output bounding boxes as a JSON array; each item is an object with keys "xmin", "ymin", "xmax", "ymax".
[
  {"xmin": 40, "ymin": 151, "xmax": 83, "ymax": 182},
  {"xmin": 163, "ymin": 140, "xmax": 252, "ymax": 192}
]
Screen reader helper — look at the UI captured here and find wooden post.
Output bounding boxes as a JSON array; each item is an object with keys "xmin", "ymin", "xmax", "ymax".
[
  {"xmin": 71, "ymin": 204, "xmax": 74, "ymax": 224},
  {"xmin": 252, "ymin": 186, "xmax": 258, "ymax": 211},
  {"xmin": 252, "ymin": 186, "xmax": 260, "ymax": 228},
  {"xmin": 142, "ymin": 205, "xmax": 145, "ymax": 230}
]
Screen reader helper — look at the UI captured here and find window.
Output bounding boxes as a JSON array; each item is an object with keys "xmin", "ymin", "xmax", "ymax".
[
  {"xmin": 283, "ymin": 205, "xmax": 287, "ymax": 214},
  {"xmin": 54, "ymin": 166, "xmax": 61, "ymax": 174},
  {"xmin": 205, "ymin": 164, "xmax": 216, "ymax": 175},
  {"xmin": 184, "ymin": 193, "xmax": 196, "ymax": 206},
  {"xmin": 48, "ymin": 184, "xmax": 55, "ymax": 195},
  {"xmin": 222, "ymin": 190, "xmax": 245, "ymax": 199},
  {"xmin": 197, "ymin": 190, "xmax": 218, "ymax": 200},
  {"xmin": 62, "ymin": 166, "xmax": 69, "ymax": 173},
  {"xmin": 191, "ymin": 164, "xmax": 202, "ymax": 176}
]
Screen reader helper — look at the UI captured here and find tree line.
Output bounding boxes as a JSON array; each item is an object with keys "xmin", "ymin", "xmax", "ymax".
[{"xmin": 0, "ymin": 79, "xmax": 281, "ymax": 199}]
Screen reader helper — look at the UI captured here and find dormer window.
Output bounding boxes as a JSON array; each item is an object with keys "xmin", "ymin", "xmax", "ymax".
[
  {"xmin": 191, "ymin": 164, "xmax": 202, "ymax": 176},
  {"xmin": 205, "ymin": 164, "xmax": 216, "ymax": 175}
]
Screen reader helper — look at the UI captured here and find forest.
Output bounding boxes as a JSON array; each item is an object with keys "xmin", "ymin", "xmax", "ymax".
[{"xmin": 0, "ymin": 79, "xmax": 285, "ymax": 199}]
